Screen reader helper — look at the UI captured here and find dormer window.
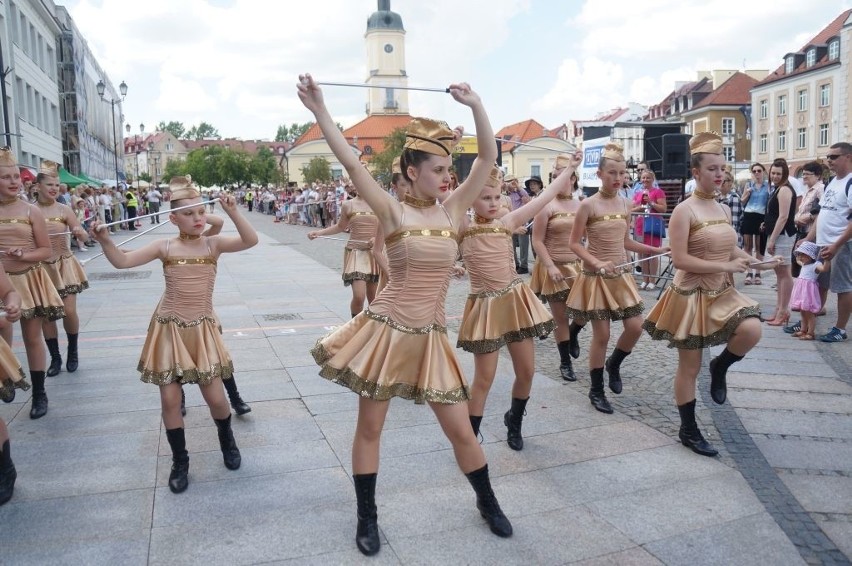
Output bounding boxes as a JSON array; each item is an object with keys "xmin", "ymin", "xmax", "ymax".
[
  {"xmin": 829, "ymin": 40, "xmax": 840, "ymax": 60},
  {"xmin": 806, "ymin": 49, "xmax": 817, "ymax": 67},
  {"xmin": 785, "ymin": 56, "xmax": 795, "ymax": 74}
]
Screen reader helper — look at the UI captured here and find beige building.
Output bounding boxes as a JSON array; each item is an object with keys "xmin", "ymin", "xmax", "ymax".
[
  {"xmin": 750, "ymin": 9, "xmax": 851, "ymax": 172},
  {"xmin": 496, "ymin": 120, "xmax": 574, "ymax": 183},
  {"xmin": 123, "ymin": 131, "xmax": 188, "ymax": 185}
]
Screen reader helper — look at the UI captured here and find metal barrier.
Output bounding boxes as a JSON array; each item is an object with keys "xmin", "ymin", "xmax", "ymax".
[{"xmin": 629, "ymin": 210, "xmax": 674, "ymax": 298}]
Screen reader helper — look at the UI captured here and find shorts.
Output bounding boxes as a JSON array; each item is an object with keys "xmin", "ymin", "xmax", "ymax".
[
  {"xmin": 740, "ymin": 212, "xmax": 764, "ymax": 235},
  {"xmin": 829, "ymin": 241, "xmax": 852, "ymax": 293},
  {"xmin": 772, "ymin": 233, "xmax": 796, "ymax": 266}
]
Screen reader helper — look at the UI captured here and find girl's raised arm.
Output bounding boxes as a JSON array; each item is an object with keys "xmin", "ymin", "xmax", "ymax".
[
  {"xmin": 209, "ymin": 195, "xmax": 258, "ymax": 254},
  {"xmin": 90, "ymin": 222, "xmax": 165, "ymax": 269}
]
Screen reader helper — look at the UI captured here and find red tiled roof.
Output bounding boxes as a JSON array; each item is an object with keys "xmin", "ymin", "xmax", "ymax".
[
  {"xmin": 293, "ymin": 123, "xmax": 324, "ymax": 145},
  {"xmin": 342, "ymin": 114, "xmax": 412, "ymax": 160},
  {"xmin": 495, "ymin": 119, "xmax": 555, "ymax": 152},
  {"xmin": 755, "ymin": 9, "xmax": 850, "ymax": 88},
  {"xmin": 691, "ymin": 72, "xmax": 759, "ymax": 109}
]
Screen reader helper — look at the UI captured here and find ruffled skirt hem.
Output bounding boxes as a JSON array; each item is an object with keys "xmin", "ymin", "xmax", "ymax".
[
  {"xmin": 8, "ymin": 264, "xmax": 65, "ymax": 321},
  {"xmin": 565, "ymin": 272, "xmax": 644, "ymax": 321},
  {"xmin": 529, "ymin": 259, "xmax": 578, "ymax": 303}
]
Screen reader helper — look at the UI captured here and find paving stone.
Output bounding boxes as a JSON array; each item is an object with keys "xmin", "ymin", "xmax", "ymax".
[
  {"xmin": 730, "ymin": 389, "xmax": 852, "ymax": 414},
  {"xmin": 570, "ymin": 547, "xmax": 664, "ymax": 566},
  {"xmin": 779, "ymin": 475, "xmax": 852, "ymax": 514},
  {"xmin": 1, "ymin": 530, "xmax": 151, "ymax": 566},
  {"xmin": 738, "ymin": 409, "xmax": 852, "ymax": 440},
  {"xmin": 728, "ymin": 373, "xmax": 852, "ymax": 395},
  {"xmin": 754, "ymin": 438, "xmax": 852, "ymax": 472}
]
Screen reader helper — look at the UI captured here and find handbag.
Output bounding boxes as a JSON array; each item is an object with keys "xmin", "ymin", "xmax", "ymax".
[{"xmin": 643, "ymin": 214, "xmax": 666, "ymax": 238}]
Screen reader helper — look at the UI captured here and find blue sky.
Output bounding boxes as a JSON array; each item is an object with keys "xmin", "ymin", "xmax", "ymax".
[{"xmin": 65, "ymin": 0, "xmax": 852, "ymax": 140}]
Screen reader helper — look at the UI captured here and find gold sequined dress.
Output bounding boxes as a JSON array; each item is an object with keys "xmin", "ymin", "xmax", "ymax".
[
  {"xmin": 529, "ymin": 205, "xmax": 581, "ymax": 303},
  {"xmin": 137, "ymin": 238, "xmax": 234, "ymax": 385},
  {"xmin": 0, "ymin": 339, "xmax": 27, "ymax": 402},
  {"xmin": 457, "ymin": 218, "xmax": 554, "ymax": 353},
  {"xmin": 40, "ymin": 203, "xmax": 88, "ymax": 297},
  {"xmin": 643, "ymin": 200, "xmax": 760, "ymax": 348},
  {"xmin": 0, "ymin": 207, "xmax": 65, "ymax": 320},
  {"xmin": 311, "ymin": 198, "xmax": 469, "ymax": 404},
  {"xmin": 565, "ymin": 198, "xmax": 643, "ymax": 321},
  {"xmin": 342, "ymin": 199, "xmax": 380, "ymax": 286}
]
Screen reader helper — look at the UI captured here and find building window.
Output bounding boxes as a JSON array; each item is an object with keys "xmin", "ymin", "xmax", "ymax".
[
  {"xmin": 819, "ymin": 124, "xmax": 829, "ymax": 146},
  {"xmin": 9, "ymin": 4, "xmax": 19, "ymax": 43},
  {"xmin": 797, "ymin": 128, "xmax": 806, "ymax": 149},
  {"xmin": 820, "ymin": 84, "xmax": 830, "ymax": 107},
  {"xmin": 530, "ymin": 164, "xmax": 541, "ymax": 178},
  {"xmin": 778, "ymin": 131, "xmax": 787, "ymax": 152},
  {"xmin": 166, "ymin": 143, "xmax": 173, "ymax": 151},
  {"xmin": 723, "ymin": 146, "xmax": 735, "ymax": 162},
  {"xmin": 806, "ymin": 49, "xmax": 816, "ymax": 67},
  {"xmin": 829, "ymin": 40, "xmax": 840, "ymax": 60},
  {"xmin": 384, "ymin": 88, "xmax": 395, "ymax": 109},
  {"xmin": 778, "ymin": 95, "xmax": 786, "ymax": 116},
  {"xmin": 785, "ymin": 56, "xmax": 795, "ymax": 73},
  {"xmin": 759, "ymin": 134, "xmax": 768, "ymax": 154},
  {"xmin": 760, "ymin": 99, "xmax": 768, "ymax": 119},
  {"xmin": 721, "ymin": 118, "xmax": 734, "ymax": 135},
  {"xmin": 798, "ymin": 89, "xmax": 807, "ymax": 112}
]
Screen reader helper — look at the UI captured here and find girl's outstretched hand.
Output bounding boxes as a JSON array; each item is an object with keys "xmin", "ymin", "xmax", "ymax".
[
  {"xmin": 448, "ymin": 83, "xmax": 480, "ymax": 107},
  {"xmin": 297, "ymin": 74, "xmax": 325, "ymax": 113},
  {"xmin": 219, "ymin": 194, "xmax": 237, "ymax": 212},
  {"xmin": 89, "ymin": 221, "xmax": 109, "ymax": 242}
]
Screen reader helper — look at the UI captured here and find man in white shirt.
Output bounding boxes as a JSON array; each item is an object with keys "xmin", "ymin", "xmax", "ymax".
[
  {"xmin": 98, "ymin": 187, "xmax": 115, "ymax": 232},
  {"xmin": 146, "ymin": 187, "xmax": 163, "ymax": 224},
  {"xmin": 814, "ymin": 142, "xmax": 852, "ymax": 342}
]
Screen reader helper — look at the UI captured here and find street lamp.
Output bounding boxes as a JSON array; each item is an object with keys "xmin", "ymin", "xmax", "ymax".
[
  {"xmin": 96, "ymin": 78, "xmax": 127, "ymax": 191},
  {"xmin": 148, "ymin": 141, "xmax": 160, "ymax": 188},
  {"xmin": 125, "ymin": 122, "xmax": 144, "ymax": 190}
]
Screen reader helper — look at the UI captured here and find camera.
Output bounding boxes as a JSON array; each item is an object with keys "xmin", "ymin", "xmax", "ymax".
[{"xmin": 810, "ymin": 202, "xmax": 821, "ymax": 215}]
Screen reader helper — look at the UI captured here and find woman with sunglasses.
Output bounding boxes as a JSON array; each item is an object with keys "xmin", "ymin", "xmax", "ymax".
[{"xmin": 740, "ymin": 163, "xmax": 770, "ymax": 285}]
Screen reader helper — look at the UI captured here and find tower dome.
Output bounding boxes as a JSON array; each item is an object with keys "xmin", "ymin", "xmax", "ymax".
[{"xmin": 366, "ymin": 0, "xmax": 404, "ymax": 32}]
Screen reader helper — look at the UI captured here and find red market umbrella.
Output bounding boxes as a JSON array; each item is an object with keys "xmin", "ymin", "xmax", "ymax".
[{"xmin": 19, "ymin": 166, "xmax": 36, "ymax": 183}]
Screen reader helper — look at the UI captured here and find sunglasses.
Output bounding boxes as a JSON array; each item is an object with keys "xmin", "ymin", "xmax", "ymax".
[
  {"xmin": 826, "ymin": 154, "xmax": 846, "ymax": 160},
  {"xmin": 752, "ymin": 169, "xmax": 763, "ymax": 174}
]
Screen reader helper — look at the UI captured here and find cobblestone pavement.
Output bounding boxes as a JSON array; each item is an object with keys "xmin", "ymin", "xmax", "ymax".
[{"xmin": 248, "ymin": 209, "xmax": 851, "ymax": 564}]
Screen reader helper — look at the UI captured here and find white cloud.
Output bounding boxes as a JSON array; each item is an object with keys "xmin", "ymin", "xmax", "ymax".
[{"xmin": 532, "ymin": 57, "xmax": 625, "ymax": 119}]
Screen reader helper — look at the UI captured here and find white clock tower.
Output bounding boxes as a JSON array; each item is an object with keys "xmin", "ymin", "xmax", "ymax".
[{"xmin": 364, "ymin": 0, "xmax": 409, "ymax": 115}]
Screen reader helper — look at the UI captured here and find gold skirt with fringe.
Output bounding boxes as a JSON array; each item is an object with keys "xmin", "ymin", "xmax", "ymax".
[
  {"xmin": 529, "ymin": 259, "xmax": 580, "ymax": 303},
  {"xmin": 0, "ymin": 338, "xmax": 27, "ymax": 402},
  {"xmin": 43, "ymin": 254, "xmax": 89, "ymax": 297},
  {"xmin": 342, "ymin": 248, "xmax": 379, "ymax": 285},
  {"xmin": 565, "ymin": 270, "xmax": 644, "ymax": 322},
  {"xmin": 7, "ymin": 263, "xmax": 65, "ymax": 320}
]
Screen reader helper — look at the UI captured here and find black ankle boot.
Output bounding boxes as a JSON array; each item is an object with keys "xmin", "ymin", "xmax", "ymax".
[
  {"xmin": 0, "ymin": 439, "xmax": 16, "ymax": 506},
  {"xmin": 45, "ymin": 338, "xmax": 62, "ymax": 377},
  {"xmin": 469, "ymin": 415, "xmax": 483, "ymax": 438},
  {"xmin": 568, "ymin": 322, "xmax": 584, "ymax": 359},
  {"xmin": 503, "ymin": 397, "xmax": 528, "ymax": 451},
  {"xmin": 557, "ymin": 341, "xmax": 576, "ymax": 381},
  {"xmin": 588, "ymin": 368, "xmax": 613, "ymax": 414},
  {"xmin": 29, "ymin": 371, "xmax": 47, "ymax": 419},
  {"xmin": 709, "ymin": 348, "xmax": 743, "ymax": 405},
  {"xmin": 353, "ymin": 473, "xmax": 380, "ymax": 556},
  {"xmin": 214, "ymin": 415, "xmax": 241, "ymax": 470},
  {"xmin": 66, "ymin": 333, "xmax": 79, "ymax": 373},
  {"xmin": 223, "ymin": 377, "xmax": 251, "ymax": 415},
  {"xmin": 180, "ymin": 386, "xmax": 186, "ymax": 417},
  {"xmin": 677, "ymin": 400, "xmax": 718, "ymax": 457},
  {"xmin": 465, "ymin": 464, "xmax": 512, "ymax": 538},
  {"xmin": 605, "ymin": 348, "xmax": 630, "ymax": 395},
  {"xmin": 165, "ymin": 427, "xmax": 189, "ymax": 493}
]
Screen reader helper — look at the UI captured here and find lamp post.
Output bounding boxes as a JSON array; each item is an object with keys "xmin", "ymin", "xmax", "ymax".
[
  {"xmin": 96, "ymin": 78, "xmax": 127, "ymax": 190},
  {"xmin": 125, "ymin": 122, "xmax": 144, "ymax": 190},
  {"xmin": 147, "ymin": 141, "xmax": 161, "ymax": 188}
]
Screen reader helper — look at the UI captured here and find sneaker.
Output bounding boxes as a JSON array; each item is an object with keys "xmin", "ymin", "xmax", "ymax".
[
  {"xmin": 819, "ymin": 327, "xmax": 848, "ymax": 343},
  {"xmin": 783, "ymin": 321, "xmax": 801, "ymax": 334},
  {"xmin": 647, "ymin": 283, "xmax": 656, "ymax": 291},
  {"xmin": 639, "ymin": 282, "xmax": 647, "ymax": 290}
]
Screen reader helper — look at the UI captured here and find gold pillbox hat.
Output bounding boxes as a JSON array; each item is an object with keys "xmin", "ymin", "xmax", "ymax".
[
  {"xmin": 555, "ymin": 154, "xmax": 572, "ymax": 169},
  {"xmin": 689, "ymin": 132, "xmax": 722, "ymax": 155},
  {"xmin": 601, "ymin": 143, "xmax": 625, "ymax": 162},
  {"xmin": 39, "ymin": 160, "xmax": 60, "ymax": 176},
  {"xmin": 0, "ymin": 147, "xmax": 18, "ymax": 167},
  {"xmin": 168, "ymin": 175, "xmax": 200, "ymax": 202},
  {"xmin": 485, "ymin": 165, "xmax": 501, "ymax": 188},
  {"xmin": 392, "ymin": 156, "xmax": 402, "ymax": 175},
  {"xmin": 403, "ymin": 117, "xmax": 454, "ymax": 156}
]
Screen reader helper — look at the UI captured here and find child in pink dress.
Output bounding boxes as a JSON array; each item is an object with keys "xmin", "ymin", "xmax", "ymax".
[{"xmin": 789, "ymin": 241, "xmax": 821, "ymax": 340}]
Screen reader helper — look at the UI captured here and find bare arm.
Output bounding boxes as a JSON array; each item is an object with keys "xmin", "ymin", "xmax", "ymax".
[
  {"xmin": 767, "ymin": 185, "xmax": 793, "ymax": 254},
  {"xmin": 16, "ymin": 206, "xmax": 53, "ymax": 263},
  {"xmin": 569, "ymin": 201, "xmax": 610, "ymax": 271},
  {"xmin": 62, "ymin": 202, "xmax": 88, "ymax": 242},
  {"xmin": 501, "ymin": 155, "xmax": 580, "ymax": 232},
  {"xmin": 202, "ymin": 214, "xmax": 225, "ymax": 237},
  {"xmin": 669, "ymin": 205, "xmax": 748, "ymax": 274},
  {"xmin": 90, "ymin": 222, "xmax": 165, "ymax": 269},
  {"xmin": 208, "ymin": 195, "xmax": 258, "ymax": 254},
  {"xmin": 309, "ymin": 202, "xmax": 350, "ymax": 239}
]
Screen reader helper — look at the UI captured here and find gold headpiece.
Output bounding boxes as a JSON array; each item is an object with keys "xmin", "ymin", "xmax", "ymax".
[
  {"xmin": 0, "ymin": 147, "xmax": 17, "ymax": 167},
  {"xmin": 485, "ymin": 165, "xmax": 501, "ymax": 188},
  {"xmin": 169, "ymin": 175, "xmax": 200, "ymax": 202},
  {"xmin": 39, "ymin": 160, "xmax": 60, "ymax": 177},
  {"xmin": 689, "ymin": 132, "xmax": 722, "ymax": 155},
  {"xmin": 392, "ymin": 156, "xmax": 402, "ymax": 175},
  {"xmin": 601, "ymin": 143, "xmax": 625, "ymax": 162},
  {"xmin": 555, "ymin": 154, "xmax": 572, "ymax": 169},
  {"xmin": 403, "ymin": 117, "xmax": 454, "ymax": 156}
]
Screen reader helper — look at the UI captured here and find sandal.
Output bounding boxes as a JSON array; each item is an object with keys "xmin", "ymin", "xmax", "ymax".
[
  {"xmin": 791, "ymin": 330, "xmax": 804, "ymax": 338},
  {"xmin": 754, "ymin": 274, "xmax": 762, "ymax": 285},
  {"xmin": 744, "ymin": 274, "xmax": 753, "ymax": 286},
  {"xmin": 767, "ymin": 313, "xmax": 790, "ymax": 326},
  {"xmin": 799, "ymin": 333, "xmax": 815, "ymax": 341}
]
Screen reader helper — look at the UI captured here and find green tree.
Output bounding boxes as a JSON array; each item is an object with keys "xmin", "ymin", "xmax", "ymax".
[
  {"xmin": 138, "ymin": 172, "xmax": 152, "ymax": 183},
  {"xmin": 183, "ymin": 147, "xmax": 220, "ymax": 187},
  {"xmin": 369, "ymin": 127, "xmax": 407, "ymax": 184},
  {"xmin": 187, "ymin": 121, "xmax": 221, "ymax": 140},
  {"xmin": 216, "ymin": 149, "xmax": 250, "ymax": 185},
  {"xmin": 275, "ymin": 122, "xmax": 314, "ymax": 143},
  {"xmin": 249, "ymin": 146, "xmax": 279, "ymax": 185},
  {"xmin": 161, "ymin": 158, "xmax": 185, "ymax": 184},
  {"xmin": 300, "ymin": 156, "xmax": 332, "ymax": 184},
  {"xmin": 156, "ymin": 121, "xmax": 186, "ymax": 139}
]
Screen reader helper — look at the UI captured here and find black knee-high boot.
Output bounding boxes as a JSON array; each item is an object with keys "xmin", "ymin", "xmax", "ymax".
[
  {"xmin": 465, "ymin": 464, "xmax": 512, "ymax": 538},
  {"xmin": 66, "ymin": 333, "xmax": 79, "ymax": 373},
  {"xmin": 165, "ymin": 428, "xmax": 189, "ymax": 493},
  {"xmin": 29, "ymin": 371, "xmax": 47, "ymax": 420},
  {"xmin": 588, "ymin": 368, "xmax": 613, "ymax": 414},
  {"xmin": 353, "ymin": 473, "xmax": 380, "ymax": 556},
  {"xmin": 223, "ymin": 377, "xmax": 251, "ymax": 415},
  {"xmin": 677, "ymin": 400, "xmax": 718, "ymax": 457},
  {"xmin": 605, "ymin": 348, "xmax": 630, "ymax": 394},
  {"xmin": 568, "ymin": 322, "xmax": 584, "ymax": 359},
  {"xmin": 214, "ymin": 415, "xmax": 241, "ymax": 470},
  {"xmin": 469, "ymin": 415, "xmax": 483, "ymax": 438},
  {"xmin": 503, "ymin": 397, "xmax": 529, "ymax": 451},
  {"xmin": 556, "ymin": 341, "xmax": 576, "ymax": 381},
  {"xmin": 45, "ymin": 338, "xmax": 62, "ymax": 377},
  {"xmin": 709, "ymin": 348, "xmax": 743, "ymax": 405},
  {"xmin": 0, "ymin": 439, "xmax": 16, "ymax": 506}
]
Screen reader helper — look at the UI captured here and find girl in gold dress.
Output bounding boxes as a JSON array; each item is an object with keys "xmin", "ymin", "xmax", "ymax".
[
  {"xmin": 308, "ymin": 187, "xmax": 380, "ymax": 317},
  {"xmin": 91, "ymin": 177, "xmax": 258, "ymax": 493},
  {"xmin": 566, "ymin": 143, "xmax": 668, "ymax": 414},
  {"xmin": 644, "ymin": 133, "xmax": 772, "ymax": 456},
  {"xmin": 0, "ymin": 265, "xmax": 24, "ymax": 506},
  {"xmin": 299, "ymin": 73, "xmax": 512, "ymax": 556},
  {"xmin": 0, "ymin": 148, "xmax": 64, "ymax": 420},
  {"xmin": 34, "ymin": 161, "xmax": 89, "ymax": 377},
  {"xmin": 530, "ymin": 160, "xmax": 585, "ymax": 381},
  {"xmin": 459, "ymin": 157, "xmax": 580, "ymax": 450}
]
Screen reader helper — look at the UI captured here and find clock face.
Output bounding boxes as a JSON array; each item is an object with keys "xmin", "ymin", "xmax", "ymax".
[{"xmin": 384, "ymin": 43, "xmax": 393, "ymax": 53}]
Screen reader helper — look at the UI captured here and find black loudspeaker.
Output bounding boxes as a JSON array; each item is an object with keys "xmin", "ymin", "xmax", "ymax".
[{"xmin": 661, "ymin": 134, "xmax": 690, "ymax": 179}]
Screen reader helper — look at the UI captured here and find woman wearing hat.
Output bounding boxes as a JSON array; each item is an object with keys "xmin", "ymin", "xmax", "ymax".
[
  {"xmin": 299, "ymin": 73, "xmax": 512, "ymax": 556},
  {"xmin": 644, "ymin": 132, "xmax": 775, "ymax": 456}
]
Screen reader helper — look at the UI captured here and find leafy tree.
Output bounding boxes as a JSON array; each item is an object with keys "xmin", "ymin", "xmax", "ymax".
[
  {"xmin": 183, "ymin": 147, "xmax": 220, "ymax": 187},
  {"xmin": 250, "ymin": 146, "xmax": 279, "ymax": 185},
  {"xmin": 301, "ymin": 156, "xmax": 332, "ymax": 184},
  {"xmin": 138, "ymin": 172, "xmax": 152, "ymax": 182},
  {"xmin": 369, "ymin": 127, "xmax": 407, "ymax": 184},
  {"xmin": 216, "ymin": 149, "xmax": 250, "ymax": 185},
  {"xmin": 187, "ymin": 121, "xmax": 221, "ymax": 140},
  {"xmin": 275, "ymin": 122, "xmax": 314, "ymax": 143},
  {"xmin": 161, "ymin": 158, "xmax": 185, "ymax": 184},
  {"xmin": 156, "ymin": 121, "xmax": 186, "ymax": 139}
]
